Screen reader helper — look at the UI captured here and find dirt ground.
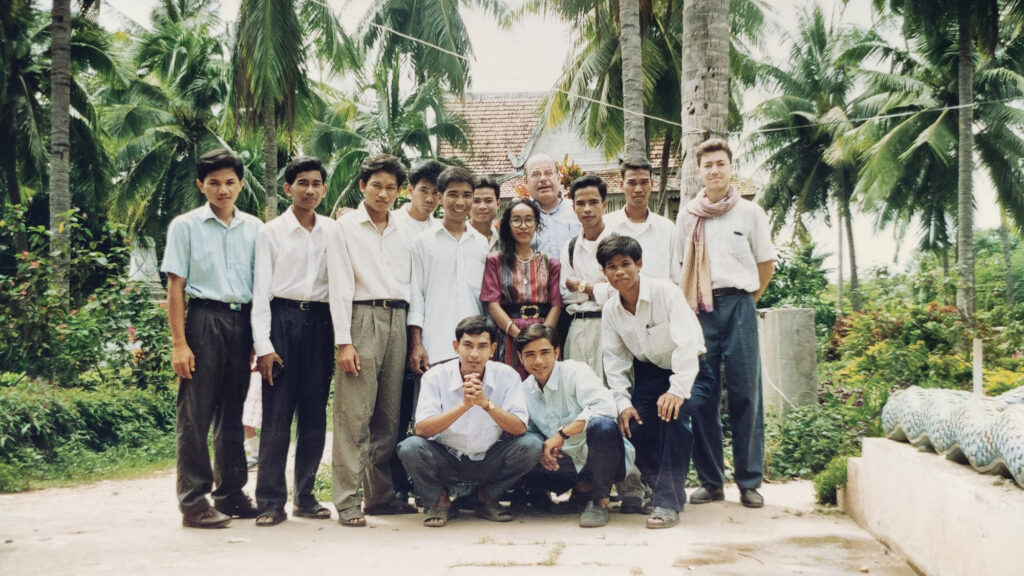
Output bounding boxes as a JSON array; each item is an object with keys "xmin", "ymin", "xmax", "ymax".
[{"xmin": 0, "ymin": 463, "xmax": 915, "ymax": 576}]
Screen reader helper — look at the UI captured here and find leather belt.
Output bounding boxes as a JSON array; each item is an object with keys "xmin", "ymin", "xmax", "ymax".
[
  {"xmin": 571, "ymin": 311, "xmax": 602, "ymax": 319},
  {"xmin": 353, "ymin": 299, "xmax": 409, "ymax": 310},
  {"xmin": 711, "ymin": 287, "xmax": 748, "ymax": 297},
  {"xmin": 272, "ymin": 298, "xmax": 329, "ymax": 312},
  {"xmin": 189, "ymin": 298, "xmax": 251, "ymax": 313},
  {"xmin": 505, "ymin": 304, "xmax": 550, "ymax": 319}
]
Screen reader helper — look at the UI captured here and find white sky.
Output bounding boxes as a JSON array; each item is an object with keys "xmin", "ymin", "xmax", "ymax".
[{"xmin": 96, "ymin": 0, "xmax": 1003, "ymax": 277}]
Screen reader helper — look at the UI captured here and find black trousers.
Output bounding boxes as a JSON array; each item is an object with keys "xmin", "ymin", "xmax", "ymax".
[
  {"xmin": 522, "ymin": 416, "xmax": 626, "ymax": 502},
  {"xmin": 628, "ymin": 358, "xmax": 714, "ymax": 511},
  {"xmin": 255, "ymin": 301, "xmax": 334, "ymax": 511},
  {"xmin": 176, "ymin": 303, "xmax": 252, "ymax": 515}
]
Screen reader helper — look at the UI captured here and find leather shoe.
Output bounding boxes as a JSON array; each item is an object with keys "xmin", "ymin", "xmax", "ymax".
[
  {"xmin": 689, "ymin": 485, "xmax": 724, "ymax": 504},
  {"xmin": 215, "ymin": 494, "xmax": 259, "ymax": 519},
  {"xmin": 182, "ymin": 507, "xmax": 231, "ymax": 529},
  {"xmin": 740, "ymin": 488, "xmax": 764, "ymax": 508},
  {"xmin": 579, "ymin": 500, "xmax": 610, "ymax": 528}
]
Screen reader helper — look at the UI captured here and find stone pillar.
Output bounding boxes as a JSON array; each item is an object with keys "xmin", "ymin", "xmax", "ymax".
[{"xmin": 757, "ymin": 308, "xmax": 817, "ymax": 415}]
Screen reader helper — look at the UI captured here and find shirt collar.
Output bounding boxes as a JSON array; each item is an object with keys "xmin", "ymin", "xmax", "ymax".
[
  {"xmin": 282, "ymin": 206, "xmax": 327, "ymax": 237},
  {"xmin": 199, "ymin": 203, "xmax": 237, "ymax": 228},
  {"xmin": 540, "ymin": 197, "xmax": 567, "ymax": 216},
  {"xmin": 526, "ymin": 362, "xmax": 561, "ymax": 394},
  {"xmin": 446, "ymin": 361, "xmax": 495, "ymax": 393},
  {"xmin": 355, "ymin": 201, "xmax": 397, "ymax": 232}
]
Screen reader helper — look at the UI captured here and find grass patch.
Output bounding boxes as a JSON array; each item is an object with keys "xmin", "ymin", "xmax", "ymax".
[{"xmin": 0, "ymin": 433, "xmax": 175, "ymax": 492}]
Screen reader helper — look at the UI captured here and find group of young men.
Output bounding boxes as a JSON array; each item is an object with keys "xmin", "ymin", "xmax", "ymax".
[{"xmin": 162, "ymin": 138, "xmax": 775, "ymax": 532}]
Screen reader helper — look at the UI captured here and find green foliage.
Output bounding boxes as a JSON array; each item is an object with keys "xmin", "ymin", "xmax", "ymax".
[
  {"xmin": 0, "ymin": 379, "xmax": 175, "ymax": 492},
  {"xmin": 813, "ymin": 455, "xmax": 849, "ymax": 505},
  {"xmin": 766, "ymin": 404, "xmax": 859, "ymax": 479},
  {"xmin": 0, "ymin": 205, "xmax": 172, "ymax": 387},
  {"xmin": 757, "ymin": 242, "xmax": 837, "ymax": 342},
  {"xmin": 312, "ymin": 463, "xmax": 332, "ymax": 504}
]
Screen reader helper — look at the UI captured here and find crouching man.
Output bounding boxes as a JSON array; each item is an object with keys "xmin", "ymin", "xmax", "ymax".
[
  {"xmin": 396, "ymin": 316, "xmax": 543, "ymax": 527},
  {"xmin": 598, "ymin": 235, "xmax": 715, "ymax": 529},
  {"xmin": 517, "ymin": 324, "xmax": 634, "ymax": 528}
]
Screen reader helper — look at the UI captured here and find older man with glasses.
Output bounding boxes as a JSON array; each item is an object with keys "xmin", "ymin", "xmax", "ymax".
[{"xmin": 524, "ymin": 153, "xmax": 582, "ymax": 259}]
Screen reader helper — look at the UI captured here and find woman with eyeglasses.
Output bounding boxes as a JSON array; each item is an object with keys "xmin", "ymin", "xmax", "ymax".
[{"xmin": 481, "ymin": 198, "xmax": 562, "ymax": 377}]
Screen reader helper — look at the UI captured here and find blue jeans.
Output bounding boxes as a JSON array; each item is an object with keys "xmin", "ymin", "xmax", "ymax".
[
  {"xmin": 692, "ymin": 292, "xmax": 765, "ymax": 490},
  {"xmin": 522, "ymin": 416, "xmax": 625, "ymax": 502},
  {"xmin": 628, "ymin": 358, "xmax": 714, "ymax": 511}
]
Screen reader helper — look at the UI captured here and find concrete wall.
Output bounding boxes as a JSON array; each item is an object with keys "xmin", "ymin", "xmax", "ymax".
[
  {"xmin": 757, "ymin": 307, "xmax": 818, "ymax": 415},
  {"xmin": 845, "ymin": 438, "xmax": 1024, "ymax": 576}
]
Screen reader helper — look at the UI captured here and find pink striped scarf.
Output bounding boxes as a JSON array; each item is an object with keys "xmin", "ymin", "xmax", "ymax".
[{"xmin": 681, "ymin": 187, "xmax": 740, "ymax": 312}]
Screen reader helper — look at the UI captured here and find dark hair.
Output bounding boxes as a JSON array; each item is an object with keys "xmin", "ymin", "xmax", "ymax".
[
  {"xmin": 473, "ymin": 175, "xmax": 501, "ymax": 200},
  {"xmin": 409, "ymin": 159, "xmax": 446, "ymax": 188},
  {"xmin": 455, "ymin": 315, "xmax": 498, "ymax": 344},
  {"xmin": 619, "ymin": 156, "xmax": 654, "ymax": 180},
  {"xmin": 437, "ymin": 166, "xmax": 475, "ymax": 194},
  {"xmin": 569, "ymin": 174, "xmax": 607, "ymax": 200},
  {"xmin": 498, "ymin": 197, "xmax": 543, "ymax": 267},
  {"xmin": 696, "ymin": 137, "xmax": 733, "ymax": 164},
  {"xmin": 359, "ymin": 153, "xmax": 407, "ymax": 188},
  {"xmin": 197, "ymin": 148, "xmax": 243, "ymax": 181},
  {"xmin": 596, "ymin": 234, "xmax": 643, "ymax": 267},
  {"xmin": 284, "ymin": 156, "xmax": 326, "ymax": 184},
  {"xmin": 514, "ymin": 324, "xmax": 559, "ymax": 353}
]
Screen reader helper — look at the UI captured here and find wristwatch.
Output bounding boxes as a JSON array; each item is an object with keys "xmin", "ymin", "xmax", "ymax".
[
  {"xmin": 484, "ymin": 401, "xmax": 495, "ymax": 412},
  {"xmin": 576, "ymin": 281, "xmax": 587, "ymax": 294},
  {"xmin": 557, "ymin": 427, "xmax": 570, "ymax": 440}
]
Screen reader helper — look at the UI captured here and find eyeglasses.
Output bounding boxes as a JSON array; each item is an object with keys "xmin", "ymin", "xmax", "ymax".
[
  {"xmin": 527, "ymin": 169, "xmax": 556, "ymax": 181},
  {"xmin": 510, "ymin": 217, "xmax": 536, "ymax": 228}
]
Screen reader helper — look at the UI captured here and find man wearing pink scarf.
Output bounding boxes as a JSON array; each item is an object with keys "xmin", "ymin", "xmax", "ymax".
[{"xmin": 677, "ymin": 138, "xmax": 775, "ymax": 508}]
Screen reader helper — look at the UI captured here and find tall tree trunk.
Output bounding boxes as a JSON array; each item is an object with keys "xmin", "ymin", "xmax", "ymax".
[
  {"xmin": 620, "ymin": 0, "xmax": 645, "ymax": 159},
  {"xmin": 655, "ymin": 132, "xmax": 673, "ymax": 215},
  {"xmin": 49, "ymin": 0, "xmax": 72, "ymax": 294},
  {"xmin": 836, "ymin": 200, "xmax": 843, "ymax": 313},
  {"xmin": 999, "ymin": 215, "xmax": 1014, "ymax": 305},
  {"xmin": 956, "ymin": 11, "xmax": 975, "ymax": 324},
  {"xmin": 263, "ymin": 115, "xmax": 278, "ymax": 219},
  {"xmin": 841, "ymin": 194, "xmax": 861, "ymax": 311},
  {"xmin": 677, "ymin": 0, "xmax": 730, "ymax": 235},
  {"xmin": 1, "ymin": 127, "xmax": 28, "ymax": 252}
]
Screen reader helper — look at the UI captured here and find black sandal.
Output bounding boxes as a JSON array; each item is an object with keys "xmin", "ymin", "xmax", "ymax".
[
  {"xmin": 255, "ymin": 508, "xmax": 287, "ymax": 527},
  {"xmin": 293, "ymin": 503, "xmax": 332, "ymax": 519}
]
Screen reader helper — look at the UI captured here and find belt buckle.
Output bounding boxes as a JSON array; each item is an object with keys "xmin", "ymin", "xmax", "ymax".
[
  {"xmin": 299, "ymin": 301, "xmax": 310, "ymax": 311},
  {"xmin": 521, "ymin": 305, "xmax": 540, "ymax": 319},
  {"xmin": 229, "ymin": 303, "xmax": 241, "ymax": 312},
  {"xmin": 381, "ymin": 300, "xmax": 393, "ymax": 309}
]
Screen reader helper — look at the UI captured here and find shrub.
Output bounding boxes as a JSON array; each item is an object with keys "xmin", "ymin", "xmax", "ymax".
[
  {"xmin": 813, "ymin": 455, "xmax": 849, "ymax": 505},
  {"xmin": 766, "ymin": 403, "xmax": 858, "ymax": 479}
]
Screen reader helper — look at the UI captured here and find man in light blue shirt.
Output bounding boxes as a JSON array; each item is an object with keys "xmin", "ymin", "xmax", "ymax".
[
  {"xmin": 161, "ymin": 148, "xmax": 262, "ymax": 529},
  {"xmin": 525, "ymin": 153, "xmax": 582, "ymax": 258},
  {"xmin": 516, "ymin": 324, "xmax": 631, "ymax": 528},
  {"xmin": 396, "ymin": 316, "xmax": 542, "ymax": 527}
]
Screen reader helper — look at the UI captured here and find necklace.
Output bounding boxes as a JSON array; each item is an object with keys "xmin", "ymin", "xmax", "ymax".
[{"xmin": 515, "ymin": 251, "xmax": 535, "ymax": 263}]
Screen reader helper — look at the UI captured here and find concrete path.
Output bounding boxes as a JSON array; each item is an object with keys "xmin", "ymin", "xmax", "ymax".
[{"xmin": 0, "ymin": 468, "xmax": 914, "ymax": 575}]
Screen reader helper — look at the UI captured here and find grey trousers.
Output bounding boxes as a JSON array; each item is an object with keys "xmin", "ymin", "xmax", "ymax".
[
  {"xmin": 397, "ymin": 435, "xmax": 543, "ymax": 505},
  {"xmin": 331, "ymin": 304, "xmax": 406, "ymax": 512},
  {"xmin": 176, "ymin": 303, "xmax": 252, "ymax": 515}
]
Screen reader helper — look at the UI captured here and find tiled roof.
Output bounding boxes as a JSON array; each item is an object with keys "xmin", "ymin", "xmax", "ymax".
[{"xmin": 439, "ymin": 93, "xmax": 545, "ymax": 175}]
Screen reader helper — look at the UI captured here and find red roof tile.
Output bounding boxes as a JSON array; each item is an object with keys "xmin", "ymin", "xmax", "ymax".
[{"xmin": 439, "ymin": 93, "xmax": 545, "ymax": 176}]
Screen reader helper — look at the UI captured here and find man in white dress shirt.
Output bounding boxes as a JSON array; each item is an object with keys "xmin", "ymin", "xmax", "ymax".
[
  {"xmin": 470, "ymin": 175, "xmax": 500, "ymax": 251},
  {"xmin": 394, "ymin": 159, "xmax": 444, "ymax": 233},
  {"xmin": 327, "ymin": 154, "xmax": 418, "ymax": 526},
  {"xmin": 526, "ymin": 153, "xmax": 582, "ymax": 258},
  {"xmin": 250, "ymin": 157, "xmax": 334, "ymax": 526},
  {"xmin": 678, "ymin": 138, "xmax": 776, "ymax": 509},
  {"xmin": 599, "ymin": 235, "xmax": 714, "ymax": 529},
  {"xmin": 397, "ymin": 316, "xmax": 543, "ymax": 527},
  {"xmin": 603, "ymin": 157, "xmax": 681, "ymax": 284}
]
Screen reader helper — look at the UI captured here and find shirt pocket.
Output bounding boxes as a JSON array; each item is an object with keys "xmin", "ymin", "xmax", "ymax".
[
  {"xmin": 643, "ymin": 322, "xmax": 674, "ymax": 357},
  {"xmin": 728, "ymin": 232, "xmax": 756, "ymax": 267}
]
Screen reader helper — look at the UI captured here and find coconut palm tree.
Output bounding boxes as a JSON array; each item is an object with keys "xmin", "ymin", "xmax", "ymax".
[
  {"xmin": 305, "ymin": 64, "xmax": 470, "ymax": 214},
  {"xmin": 746, "ymin": 4, "xmax": 871, "ymax": 310},
  {"xmin": 232, "ymin": 0, "xmax": 349, "ymax": 219},
  {"xmin": 843, "ymin": 10, "xmax": 1024, "ymax": 292},
  {"xmin": 620, "ymin": 0, "xmax": 645, "ymax": 158},
  {"xmin": 361, "ymin": 0, "xmax": 510, "ymax": 96},
  {"xmin": 50, "ymin": 0, "xmax": 72, "ymax": 284}
]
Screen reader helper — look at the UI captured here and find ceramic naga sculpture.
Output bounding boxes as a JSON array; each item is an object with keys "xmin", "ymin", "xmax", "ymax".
[{"xmin": 881, "ymin": 385, "xmax": 1024, "ymax": 488}]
